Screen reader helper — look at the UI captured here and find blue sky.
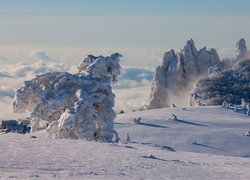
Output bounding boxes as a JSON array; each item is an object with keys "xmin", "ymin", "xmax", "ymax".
[
  {"xmin": 0, "ymin": 0, "xmax": 250, "ymax": 16},
  {"xmin": 0, "ymin": 0, "xmax": 250, "ymax": 66}
]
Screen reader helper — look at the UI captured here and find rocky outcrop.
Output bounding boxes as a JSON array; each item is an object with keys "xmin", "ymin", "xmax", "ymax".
[
  {"xmin": 148, "ymin": 39, "xmax": 223, "ymax": 109},
  {"xmin": 191, "ymin": 39, "xmax": 250, "ymax": 106},
  {"xmin": 236, "ymin": 38, "xmax": 247, "ymax": 60}
]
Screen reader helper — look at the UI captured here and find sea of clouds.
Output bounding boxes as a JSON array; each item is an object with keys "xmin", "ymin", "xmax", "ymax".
[
  {"xmin": 0, "ymin": 46, "xmax": 236, "ymax": 120},
  {"xmin": 0, "ymin": 56, "xmax": 153, "ymax": 120}
]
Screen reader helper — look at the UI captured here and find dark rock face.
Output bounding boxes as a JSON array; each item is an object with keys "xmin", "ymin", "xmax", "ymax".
[{"xmin": 148, "ymin": 39, "xmax": 222, "ymax": 109}]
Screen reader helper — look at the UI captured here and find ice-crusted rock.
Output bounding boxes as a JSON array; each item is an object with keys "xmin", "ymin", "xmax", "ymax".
[
  {"xmin": 13, "ymin": 53, "xmax": 122, "ymax": 142},
  {"xmin": 148, "ymin": 39, "xmax": 222, "ymax": 109},
  {"xmin": 236, "ymin": 38, "xmax": 247, "ymax": 60}
]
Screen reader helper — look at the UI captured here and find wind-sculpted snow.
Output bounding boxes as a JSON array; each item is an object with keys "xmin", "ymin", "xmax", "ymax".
[
  {"xmin": 148, "ymin": 39, "xmax": 222, "ymax": 109},
  {"xmin": 13, "ymin": 53, "xmax": 122, "ymax": 142}
]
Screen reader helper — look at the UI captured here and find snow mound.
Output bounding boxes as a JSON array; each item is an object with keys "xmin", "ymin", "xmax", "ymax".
[{"xmin": 13, "ymin": 53, "xmax": 122, "ymax": 142}]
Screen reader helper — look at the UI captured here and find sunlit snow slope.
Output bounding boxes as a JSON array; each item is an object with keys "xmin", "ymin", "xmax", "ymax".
[
  {"xmin": 116, "ymin": 106, "xmax": 250, "ymax": 157},
  {"xmin": 0, "ymin": 106, "xmax": 250, "ymax": 179}
]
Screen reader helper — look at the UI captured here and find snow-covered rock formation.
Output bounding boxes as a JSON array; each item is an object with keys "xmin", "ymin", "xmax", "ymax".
[
  {"xmin": 13, "ymin": 53, "xmax": 122, "ymax": 142},
  {"xmin": 148, "ymin": 39, "xmax": 223, "ymax": 109},
  {"xmin": 191, "ymin": 39, "xmax": 250, "ymax": 106},
  {"xmin": 236, "ymin": 38, "xmax": 247, "ymax": 60}
]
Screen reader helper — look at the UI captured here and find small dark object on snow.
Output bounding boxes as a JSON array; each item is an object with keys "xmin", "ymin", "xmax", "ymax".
[
  {"xmin": 133, "ymin": 117, "xmax": 141, "ymax": 124},
  {"xmin": 192, "ymin": 140, "xmax": 198, "ymax": 144},
  {"xmin": 161, "ymin": 146, "xmax": 176, "ymax": 152},
  {"xmin": 244, "ymin": 131, "xmax": 250, "ymax": 137},
  {"xmin": 169, "ymin": 114, "xmax": 177, "ymax": 121},
  {"xmin": 119, "ymin": 110, "xmax": 125, "ymax": 114},
  {"xmin": 124, "ymin": 133, "xmax": 130, "ymax": 143},
  {"xmin": 30, "ymin": 136, "xmax": 37, "ymax": 138},
  {"xmin": 144, "ymin": 154, "xmax": 157, "ymax": 159}
]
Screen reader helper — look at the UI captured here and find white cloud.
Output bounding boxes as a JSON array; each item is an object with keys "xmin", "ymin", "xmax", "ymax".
[
  {"xmin": 0, "ymin": 60, "xmax": 153, "ymax": 119},
  {"xmin": 0, "ymin": 53, "xmax": 8, "ymax": 62},
  {"xmin": 217, "ymin": 48, "xmax": 235, "ymax": 59},
  {"xmin": 0, "ymin": 86, "xmax": 15, "ymax": 98},
  {"xmin": 114, "ymin": 66, "xmax": 153, "ymax": 89},
  {"xmin": 29, "ymin": 50, "xmax": 51, "ymax": 61},
  {"xmin": 113, "ymin": 87, "xmax": 151, "ymax": 113},
  {"xmin": 0, "ymin": 61, "xmax": 77, "ymax": 120},
  {"xmin": 0, "ymin": 61, "xmax": 76, "ymax": 78},
  {"xmin": 114, "ymin": 79, "xmax": 152, "ymax": 89}
]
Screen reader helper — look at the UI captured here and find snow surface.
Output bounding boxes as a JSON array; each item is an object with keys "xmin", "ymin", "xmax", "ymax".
[
  {"xmin": 116, "ymin": 106, "xmax": 250, "ymax": 157},
  {"xmin": 1, "ymin": 106, "xmax": 250, "ymax": 179}
]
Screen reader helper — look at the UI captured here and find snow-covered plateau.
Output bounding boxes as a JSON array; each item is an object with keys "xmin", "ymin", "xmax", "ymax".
[{"xmin": 1, "ymin": 106, "xmax": 250, "ymax": 179}]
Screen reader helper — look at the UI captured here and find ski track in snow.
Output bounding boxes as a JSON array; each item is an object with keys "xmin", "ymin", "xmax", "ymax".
[{"xmin": 1, "ymin": 106, "xmax": 250, "ymax": 179}]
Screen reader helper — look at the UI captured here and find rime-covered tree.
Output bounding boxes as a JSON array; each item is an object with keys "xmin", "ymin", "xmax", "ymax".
[{"xmin": 13, "ymin": 53, "xmax": 122, "ymax": 142}]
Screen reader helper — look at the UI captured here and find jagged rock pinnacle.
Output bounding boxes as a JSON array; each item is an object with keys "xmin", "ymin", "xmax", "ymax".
[
  {"xmin": 236, "ymin": 38, "xmax": 247, "ymax": 60},
  {"xmin": 148, "ymin": 39, "xmax": 222, "ymax": 109}
]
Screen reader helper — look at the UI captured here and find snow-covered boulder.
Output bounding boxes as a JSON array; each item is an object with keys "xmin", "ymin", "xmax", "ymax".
[
  {"xmin": 13, "ymin": 53, "xmax": 122, "ymax": 142},
  {"xmin": 191, "ymin": 40, "xmax": 250, "ymax": 106},
  {"xmin": 148, "ymin": 39, "xmax": 223, "ymax": 109}
]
